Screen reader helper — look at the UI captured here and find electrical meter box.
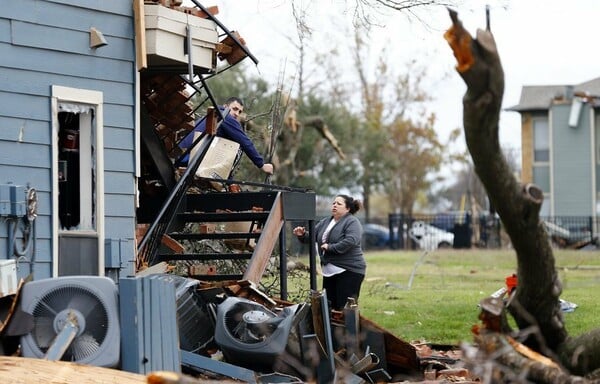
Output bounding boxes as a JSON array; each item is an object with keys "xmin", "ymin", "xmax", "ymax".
[
  {"xmin": 0, "ymin": 185, "xmax": 10, "ymax": 216},
  {"xmin": 0, "ymin": 184, "xmax": 26, "ymax": 218},
  {"xmin": 10, "ymin": 185, "xmax": 26, "ymax": 217}
]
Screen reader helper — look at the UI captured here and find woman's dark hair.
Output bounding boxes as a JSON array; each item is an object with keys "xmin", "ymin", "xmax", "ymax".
[{"xmin": 337, "ymin": 194, "xmax": 361, "ymax": 214}]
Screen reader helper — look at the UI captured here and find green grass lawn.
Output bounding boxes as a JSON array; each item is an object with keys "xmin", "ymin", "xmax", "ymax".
[{"xmin": 282, "ymin": 248, "xmax": 600, "ymax": 346}]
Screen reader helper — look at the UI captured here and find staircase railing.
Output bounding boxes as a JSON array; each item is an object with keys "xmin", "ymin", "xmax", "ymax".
[
  {"xmin": 136, "ymin": 1, "xmax": 267, "ymax": 272},
  {"xmin": 136, "ymin": 120, "xmax": 220, "ymax": 271}
]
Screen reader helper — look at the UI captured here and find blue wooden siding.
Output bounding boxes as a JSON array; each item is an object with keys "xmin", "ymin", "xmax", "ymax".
[
  {"xmin": 0, "ymin": 0, "xmax": 137, "ymax": 279},
  {"xmin": 0, "ymin": 67, "xmax": 135, "ymax": 106},
  {"xmin": 4, "ymin": 1, "xmax": 134, "ymax": 38},
  {"xmin": 0, "ymin": 19, "xmax": 9, "ymax": 42},
  {"xmin": 104, "ymin": 171, "xmax": 136, "ymax": 194},
  {"xmin": 105, "ymin": 104, "xmax": 136, "ymax": 130},
  {"xmin": 0, "ymin": 44, "xmax": 133, "ymax": 83},
  {"xmin": 0, "ymin": 117, "xmax": 52, "ymax": 144},
  {"xmin": 0, "ymin": 142, "xmax": 51, "ymax": 168},
  {"xmin": 106, "ymin": 149, "xmax": 136, "ymax": 173},
  {"xmin": 0, "ymin": 166, "xmax": 51, "ymax": 191},
  {"xmin": 552, "ymin": 104, "xmax": 593, "ymax": 215},
  {"xmin": 105, "ymin": 195, "xmax": 136, "ymax": 218},
  {"xmin": 105, "ymin": 127, "xmax": 137, "ymax": 150}
]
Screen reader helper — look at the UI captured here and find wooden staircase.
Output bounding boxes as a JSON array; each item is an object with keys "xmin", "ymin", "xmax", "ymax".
[
  {"xmin": 136, "ymin": 145, "xmax": 317, "ymax": 286},
  {"xmin": 137, "ymin": 1, "xmax": 260, "ymax": 224},
  {"xmin": 134, "ymin": 1, "xmax": 317, "ymax": 289},
  {"xmin": 157, "ymin": 191, "xmax": 280, "ymax": 281}
]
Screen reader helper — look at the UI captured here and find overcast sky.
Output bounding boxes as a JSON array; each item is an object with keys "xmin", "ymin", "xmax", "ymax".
[{"xmin": 188, "ymin": 0, "xmax": 599, "ymax": 156}]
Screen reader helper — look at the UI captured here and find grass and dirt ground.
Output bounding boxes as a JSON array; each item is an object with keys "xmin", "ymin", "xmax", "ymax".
[{"xmin": 280, "ymin": 248, "xmax": 600, "ymax": 346}]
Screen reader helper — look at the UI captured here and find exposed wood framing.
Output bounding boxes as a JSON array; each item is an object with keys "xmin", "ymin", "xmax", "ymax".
[{"xmin": 133, "ymin": 0, "xmax": 147, "ymax": 71}]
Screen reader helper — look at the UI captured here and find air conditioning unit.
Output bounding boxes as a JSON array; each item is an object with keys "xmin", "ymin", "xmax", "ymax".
[
  {"xmin": 20, "ymin": 276, "xmax": 120, "ymax": 367},
  {"xmin": 0, "ymin": 259, "xmax": 17, "ymax": 297},
  {"xmin": 144, "ymin": 4, "xmax": 218, "ymax": 72},
  {"xmin": 163, "ymin": 274, "xmax": 216, "ymax": 353},
  {"xmin": 214, "ymin": 297, "xmax": 298, "ymax": 371}
]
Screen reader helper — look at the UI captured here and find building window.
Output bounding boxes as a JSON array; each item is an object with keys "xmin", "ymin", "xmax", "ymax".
[
  {"xmin": 533, "ymin": 166, "xmax": 550, "ymax": 193},
  {"xmin": 51, "ymin": 85, "xmax": 104, "ymax": 276},
  {"xmin": 533, "ymin": 118, "xmax": 549, "ymax": 162},
  {"xmin": 596, "ymin": 114, "xmax": 600, "ymax": 164},
  {"xmin": 540, "ymin": 195, "xmax": 550, "ymax": 216},
  {"xmin": 58, "ymin": 106, "xmax": 95, "ymax": 230},
  {"xmin": 532, "ymin": 117, "xmax": 550, "ymax": 194}
]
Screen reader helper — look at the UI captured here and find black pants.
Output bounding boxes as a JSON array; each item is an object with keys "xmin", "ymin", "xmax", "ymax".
[{"xmin": 322, "ymin": 270, "xmax": 365, "ymax": 310}]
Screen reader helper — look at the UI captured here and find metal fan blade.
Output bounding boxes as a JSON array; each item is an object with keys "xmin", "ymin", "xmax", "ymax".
[
  {"xmin": 70, "ymin": 332, "xmax": 100, "ymax": 361},
  {"xmin": 231, "ymin": 319, "xmax": 247, "ymax": 338},
  {"xmin": 36, "ymin": 298, "xmax": 59, "ymax": 317},
  {"xmin": 66, "ymin": 292, "xmax": 100, "ymax": 318},
  {"xmin": 33, "ymin": 316, "xmax": 56, "ymax": 349}
]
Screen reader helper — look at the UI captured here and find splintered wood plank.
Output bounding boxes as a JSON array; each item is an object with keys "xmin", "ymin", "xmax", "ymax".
[
  {"xmin": 359, "ymin": 316, "xmax": 419, "ymax": 372},
  {"xmin": 0, "ymin": 356, "xmax": 147, "ymax": 383},
  {"xmin": 136, "ymin": 224, "xmax": 184, "ymax": 254},
  {"xmin": 243, "ymin": 192, "xmax": 283, "ymax": 283}
]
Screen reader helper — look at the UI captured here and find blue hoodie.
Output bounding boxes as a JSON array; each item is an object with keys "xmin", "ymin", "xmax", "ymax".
[{"xmin": 179, "ymin": 107, "xmax": 265, "ymax": 168}]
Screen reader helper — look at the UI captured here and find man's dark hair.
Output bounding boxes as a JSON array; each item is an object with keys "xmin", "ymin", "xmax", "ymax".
[{"xmin": 224, "ymin": 96, "xmax": 244, "ymax": 106}]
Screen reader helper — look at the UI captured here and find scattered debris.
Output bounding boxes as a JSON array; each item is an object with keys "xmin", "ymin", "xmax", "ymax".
[{"xmin": 2, "ymin": 268, "xmax": 589, "ymax": 383}]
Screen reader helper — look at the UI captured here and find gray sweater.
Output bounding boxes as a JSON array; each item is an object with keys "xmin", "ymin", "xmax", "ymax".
[{"xmin": 300, "ymin": 213, "xmax": 366, "ymax": 275}]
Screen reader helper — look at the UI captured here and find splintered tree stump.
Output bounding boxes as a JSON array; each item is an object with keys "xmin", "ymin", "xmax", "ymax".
[{"xmin": 444, "ymin": 8, "xmax": 600, "ymax": 377}]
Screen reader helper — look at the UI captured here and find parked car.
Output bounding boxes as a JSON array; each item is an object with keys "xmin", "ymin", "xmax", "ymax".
[
  {"xmin": 408, "ymin": 221, "xmax": 454, "ymax": 250},
  {"xmin": 543, "ymin": 220, "xmax": 596, "ymax": 248},
  {"xmin": 362, "ymin": 223, "xmax": 390, "ymax": 249}
]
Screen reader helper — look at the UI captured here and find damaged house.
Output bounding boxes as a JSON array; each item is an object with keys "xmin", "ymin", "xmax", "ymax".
[{"xmin": 0, "ymin": 1, "xmax": 423, "ymax": 382}]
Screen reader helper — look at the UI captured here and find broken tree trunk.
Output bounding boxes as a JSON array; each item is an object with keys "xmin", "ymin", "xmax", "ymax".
[{"xmin": 444, "ymin": 8, "xmax": 600, "ymax": 376}]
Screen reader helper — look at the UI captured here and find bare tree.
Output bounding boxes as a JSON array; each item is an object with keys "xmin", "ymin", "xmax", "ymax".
[{"xmin": 445, "ymin": 9, "xmax": 600, "ymax": 378}]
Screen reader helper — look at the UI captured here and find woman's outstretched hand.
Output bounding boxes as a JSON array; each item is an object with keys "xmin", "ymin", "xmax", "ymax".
[{"xmin": 293, "ymin": 226, "xmax": 306, "ymax": 237}]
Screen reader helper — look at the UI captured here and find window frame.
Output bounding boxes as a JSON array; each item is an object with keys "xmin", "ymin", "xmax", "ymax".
[
  {"xmin": 51, "ymin": 85, "xmax": 105, "ymax": 276},
  {"xmin": 533, "ymin": 116, "xmax": 550, "ymax": 164}
]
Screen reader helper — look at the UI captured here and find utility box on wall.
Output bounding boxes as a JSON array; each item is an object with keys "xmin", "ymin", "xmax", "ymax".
[
  {"xmin": 0, "ymin": 184, "xmax": 26, "ymax": 218},
  {"xmin": 105, "ymin": 238, "xmax": 130, "ymax": 269},
  {"xmin": 10, "ymin": 185, "xmax": 26, "ymax": 218},
  {"xmin": 0, "ymin": 185, "xmax": 10, "ymax": 216}
]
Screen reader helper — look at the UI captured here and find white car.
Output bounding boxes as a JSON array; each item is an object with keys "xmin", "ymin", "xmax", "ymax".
[{"xmin": 408, "ymin": 221, "xmax": 454, "ymax": 250}]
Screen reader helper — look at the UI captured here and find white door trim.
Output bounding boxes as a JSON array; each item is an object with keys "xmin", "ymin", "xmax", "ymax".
[{"xmin": 51, "ymin": 85, "xmax": 105, "ymax": 276}]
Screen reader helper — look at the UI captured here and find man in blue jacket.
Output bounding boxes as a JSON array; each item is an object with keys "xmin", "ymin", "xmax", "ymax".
[{"xmin": 178, "ymin": 97, "xmax": 274, "ymax": 175}]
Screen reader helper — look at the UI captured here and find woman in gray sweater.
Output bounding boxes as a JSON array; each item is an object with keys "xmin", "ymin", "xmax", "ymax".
[{"xmin": 293, "ymin": 194, "xmax": 366, "ymax": 310}]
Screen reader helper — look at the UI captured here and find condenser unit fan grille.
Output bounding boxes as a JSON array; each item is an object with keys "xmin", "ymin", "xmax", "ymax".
[
  {"xmin": 224, "ymin": 302, "xmax": 278, "ymax": 344},
  {"xmin": 214, "ymin": 297, "xmax": 299, "ymax": 371},
  {"xmin": 31, "ymin": 285, "xmax": 110, "ymax": 361}
]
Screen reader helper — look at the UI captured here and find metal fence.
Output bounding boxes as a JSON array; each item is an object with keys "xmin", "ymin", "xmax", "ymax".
[
  {"xmin": 540, "ymin": 216, "xmax": 598, "ymax": 249},
  {"xmin": 365, "ymin": 213, "xmax": 600, "ymax": 251}
]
